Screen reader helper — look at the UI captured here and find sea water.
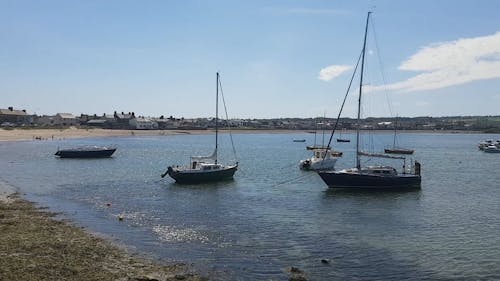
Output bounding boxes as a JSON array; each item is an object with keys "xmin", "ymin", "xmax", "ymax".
[{"xmin": 1, "ymin": 132, "xmax": 500, "ymax": 280}]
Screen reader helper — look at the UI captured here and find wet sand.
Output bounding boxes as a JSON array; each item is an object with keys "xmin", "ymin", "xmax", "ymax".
[{"xmin": 0, "ymin": 181, "xmax": 206, "ymax": 281}]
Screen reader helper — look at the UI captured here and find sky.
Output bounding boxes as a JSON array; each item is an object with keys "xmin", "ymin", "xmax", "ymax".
[{"xmin": 1, "ymin": 0, "xmax": 499, "ymax": 119}]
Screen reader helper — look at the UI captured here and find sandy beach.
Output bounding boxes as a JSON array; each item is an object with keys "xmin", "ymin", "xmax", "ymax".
[
  {"xmin": 0, "ymin": 180, "xmax": 206, "ymax": 281},
  {"xmin": 0, "ymin": 127, "xmax": 305, "ymax": 142},
  {"xmin": 0, "ymin": 127, "xmax": 207, "ymax": 142}
]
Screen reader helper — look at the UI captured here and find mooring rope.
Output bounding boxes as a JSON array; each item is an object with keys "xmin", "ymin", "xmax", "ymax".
[{"xmin": 273, "ymin": 172, "xmax": 318, "ymax": 187}]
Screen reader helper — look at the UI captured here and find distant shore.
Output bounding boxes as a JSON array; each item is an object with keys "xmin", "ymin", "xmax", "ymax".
[
  {"xmin": 0, "ymin": 127, "xmax": 489, "ymax": 142},
  {"xmin": 0, "ymin": 180, "xmax": 205, "ymax": 281}
]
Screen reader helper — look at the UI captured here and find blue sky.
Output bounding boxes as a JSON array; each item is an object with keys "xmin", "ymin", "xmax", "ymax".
[{"xmin": 1, "ymin": 0, "xmax": 499, "ymax": 118}]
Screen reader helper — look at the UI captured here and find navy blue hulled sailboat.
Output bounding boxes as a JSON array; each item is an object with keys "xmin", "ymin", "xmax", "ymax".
[{"xmin": 317, "ymin": 12, "xmax": 421, "ymax": 190}]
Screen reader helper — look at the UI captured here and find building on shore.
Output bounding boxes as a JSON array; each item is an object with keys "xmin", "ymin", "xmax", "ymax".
[
  {"xmin": 113, "ymin": 111, "xmax": 135, "ymax": 129},
  {"xmin": 54, "ymin": 113, "xmax": 78, "ymax": 126},
  {"xmin": 129, "ymin": 117, "xmax": 158, "ymax": 130},
  {"xmin": 0, "ymin": 107, "xmax": 32, "ymax": 126}
]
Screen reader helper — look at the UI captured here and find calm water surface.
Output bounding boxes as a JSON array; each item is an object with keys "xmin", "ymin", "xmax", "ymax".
[{"xmin": 1, "ymin": 132, "xmax": 500, "ymax": 280}]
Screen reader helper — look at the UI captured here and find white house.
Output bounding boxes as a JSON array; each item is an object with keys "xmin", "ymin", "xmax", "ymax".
[
  {"xmin": 55, "ymin": 113, "xmax": 78, "ymax": 126},
  {"xmin": 129, "ymin": 117, "xmax": 158, "ymax": 130}
]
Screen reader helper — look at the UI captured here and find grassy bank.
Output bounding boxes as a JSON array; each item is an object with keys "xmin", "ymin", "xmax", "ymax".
[{"xmin": 0, "ymin": 193, "xmax": 206, "ymax": 281}]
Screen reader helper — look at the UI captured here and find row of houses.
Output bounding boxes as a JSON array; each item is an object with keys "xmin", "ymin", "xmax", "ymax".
[
  {"xmin": 0, "ymin": 107, "xmax": 239, "ymax": 130},
  {"xmin": 0, "ymin": 108, "xmax": 161, "ymax": 130},
  {"xmin": 49, "ymin": 112, "xmax": 161, "ymax": 130}
]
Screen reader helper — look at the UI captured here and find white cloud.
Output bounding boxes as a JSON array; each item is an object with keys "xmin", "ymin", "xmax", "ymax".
[
  {"xmin": 318, "ymin": 64, "xmax": 352, "ymax": 81},
  {"xmin": 372, "ymin": 31, "xmax": 500, "ymax": 92}
]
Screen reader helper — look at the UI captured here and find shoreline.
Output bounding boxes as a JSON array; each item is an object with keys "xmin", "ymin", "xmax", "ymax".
[
  {"xmin": 0, "ymin": 180, "xmax": 206, "ymax": 281},
  {"xmin": 0, "ymin": 127, "xmax": 304, "ymax": 142},
  {"xmin": 0, "ymin": 127, "xmax": 490, "ymax": 142}
]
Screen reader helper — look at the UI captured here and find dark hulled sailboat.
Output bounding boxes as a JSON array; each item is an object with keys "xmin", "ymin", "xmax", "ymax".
[
  {"xmin": 384, "ymin": 118, "xmax": 414, "ymax": 155},
  {"xmin": 317, "ymin": 12, "xmax": 421, "ymax": 190},
  {"xmin": 162, "ymin": 73, "xmax": 238, "ymax": 184}
]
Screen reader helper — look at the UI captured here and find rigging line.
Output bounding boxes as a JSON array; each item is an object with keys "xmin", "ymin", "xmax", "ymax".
[
  {"xmin": 370, "ymin": 18, "xmax": 394, "ymax": 119},
  {"xmin": 325, "ymin": 50, "xmax": 364, "ymax": 152},
  {"xmin": 370, "ymin": 18, "xmax": 401, "ymax": 149},
  {"xmin": 217, "ymin": 77, "xmax": 238, "ymax": 163},
  {"xmin": 273, "ymin": 172, "xmax": 317, "ymax": 187}
]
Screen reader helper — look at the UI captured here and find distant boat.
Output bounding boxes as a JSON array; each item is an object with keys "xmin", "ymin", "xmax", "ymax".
[
  {"xmin": 478, "ymin": 140, "xmax": 500, "ymax": 151},
  {"xmin": 384, "ymin": 147, "xmax": 414, "ymax": 155},
  {"xmin": 305, "ymin": 145, "xmax": 343, "ymax": 156},
  {"xmin": 55, "ymin": 146, "xmax": 116, "ymax": 158},
  {"xmin": 306, "ymin": 144, "xmax": 326, "ymax": 150},
  {"xmin": 162, "ymin": 72, "xmax": 238, "ymax": 183},
  {"xmin": 317, "ymin": 12, "xmax": 421, "ymax": 190},
  {"xmin": 336, "ymin": 128, "xmax": 350, "ymax": 142},
  {"xmin": 293, "ymin": 139, "xmax": 306, "ymax": 142},
  {"xmin": 384, "ymin": 118, "xmax": 414, "ymax": 155},
  {"xmin": 384, "ymin": 147, "xmax": 415, "ymax": 154},
  {"xmin": 483, "ymin": 145, "xmax": 500, "ymax": 153}
]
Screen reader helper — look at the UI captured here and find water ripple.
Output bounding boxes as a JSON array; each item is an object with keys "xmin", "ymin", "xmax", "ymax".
[{"xmin": 152, "ymin": 224, "xmax": 209, "ymax": 243}]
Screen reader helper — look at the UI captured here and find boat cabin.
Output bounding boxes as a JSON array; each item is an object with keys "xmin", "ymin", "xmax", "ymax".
[
  {"xmin": 200, "ymin": 163, "xmax": 223, "ymax": 171},
  {"xmin": 314, "ymin": 149, "xmax": 329, "ymax": 159},
  {"xmin": 362, "ymin": 166, "xmax": 398, "ymax": 176},
  {"xmin": 189, "ymin": 160, "xmax": 222, "ymax": 171}
]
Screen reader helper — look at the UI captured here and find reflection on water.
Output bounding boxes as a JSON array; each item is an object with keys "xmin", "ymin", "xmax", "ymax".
[
  {"xmin": 1, "ymin": 132, "xmax": 500, "ymax": 280},
  {"xmin": 153, "ymin": 225, "xmax": 210, "ymax": 243},
  {"xmin": 323, "ymin": 187, "xmax": 423, "ymax": 198}
]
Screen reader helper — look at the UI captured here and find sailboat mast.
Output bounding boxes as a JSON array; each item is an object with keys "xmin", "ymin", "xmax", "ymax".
[
  {"xmin": 313, "ymin": 118, "xmax": 317, "ymax": 146},
  {"xmin": 356, "ymin": 12, "xmax": 371, "ymax": 170},
  {"xmin": 215, "ymin": 72, "xmax": 219, "ymax": 164},
  {"xmin": 393, "ymin": 117, "xmax": 397, "ymax": 148},
  {"xmin": 321, "ymin": 112, "xmax": 326, "ymax": 147}
]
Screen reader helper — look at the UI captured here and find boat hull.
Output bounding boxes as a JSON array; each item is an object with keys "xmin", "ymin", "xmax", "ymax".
[
  {"xmin": 55, "ymin": 148, "xmax": 116, "ymax": 158},
  {"xmin": 317, "ymin": 171, "xmax": 421, "ymax": 189},
  {"xmin": 483, "ymin": 147, "xmax": 500, "ymax": 153},
  {"xmin": 384, "ymin": 148, "xmax": 414, "ymax": 155},
  {"xmin": 167, "ymin": 165, "xmax": 237, "ymax": 184}
]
